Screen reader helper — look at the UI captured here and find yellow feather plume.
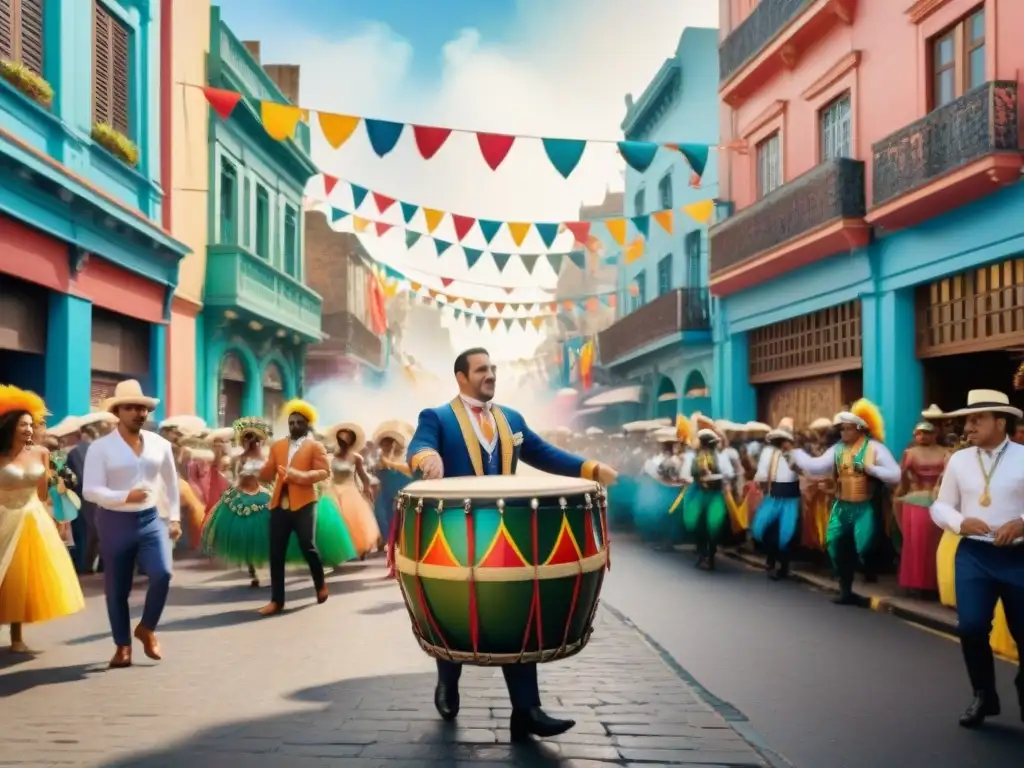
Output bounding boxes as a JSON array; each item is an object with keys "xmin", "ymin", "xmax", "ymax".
[
  {"xmin": 850, "ymin": 398, "xmax": 885, "ymax": 443},
  {"xmin": 0, "ymin": 385, "xmax": 47, "ymax": 423},
  {"xmin": 282, "ymin": 399, "xmax": 319, "ymax": 427},
  {"xmin": 675, "ymin": 414, "xmax": 693, "ymax": 444}
]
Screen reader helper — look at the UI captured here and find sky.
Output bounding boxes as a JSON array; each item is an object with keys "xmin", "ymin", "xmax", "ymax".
[{"xmin": 214, "ymin": 0, "xmax": 720, "ymax": 361}]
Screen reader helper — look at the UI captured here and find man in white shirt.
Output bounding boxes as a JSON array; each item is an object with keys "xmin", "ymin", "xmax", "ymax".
[
  {"xmin": 929, "ymin": 389, "xmax": 1024, "ymax": 728},
  {"xmin": 680, "ymin": 421, "xmax": 735, "ymax": 570},
  {"xmin": 83, "ymin": 380, "xmax": 180, "ymax": 669},
  {"xmin": 751, "ymin": 421, "xmax": 800, "ymax": 580}
]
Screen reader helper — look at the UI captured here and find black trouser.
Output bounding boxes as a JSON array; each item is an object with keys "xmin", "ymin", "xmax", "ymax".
[
  {"xmin": 436, "ymin": 659, "xmax": 541, "ymax": 711},
  {"xmin": 268, "ymin": 503, "xmax": 325, "ymax": 606}
]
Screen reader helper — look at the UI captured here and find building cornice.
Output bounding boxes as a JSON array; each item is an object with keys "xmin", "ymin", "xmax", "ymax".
[{"xmin": 905, "ymin": 0, "xmax": 953, "ymax": 25}]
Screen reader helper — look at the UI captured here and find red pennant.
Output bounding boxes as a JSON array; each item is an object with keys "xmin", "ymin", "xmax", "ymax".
[
  {"xmin": 451, "ymin": 214, "xmax": 476, "ymax": 242},
  {"xmin": 322, "ymin": 174, "xmax": 339, "ymax": 197},
  {"xmin": 372, "ymin": 193, "xmax": 396, "ymax": 214},
  {"xmin": 374, "ymin": 222, "xmax": 393, "ymax": 236},
  {"xmin": 476, "ymin": 132, "xmax": 516, "ymax": 170},
  {"xmin": 413, "ymin": 125, "xmax": 453, "ymax": 159},
  {"xmin": 440, "ymin": 277, "xmax": 454, "ymax": 288},
  {"xmin": 203, "ymin": 86, "xmax": 242, "ymax": 121},
  {"xmin": 564, "ymin": 221, "xmax": 591, "ymax": 244}
]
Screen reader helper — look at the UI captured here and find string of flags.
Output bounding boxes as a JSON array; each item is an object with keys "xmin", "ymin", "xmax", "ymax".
[{"xmin": 197, "ymin": 84, "xmax": 746, "ymax": 180}]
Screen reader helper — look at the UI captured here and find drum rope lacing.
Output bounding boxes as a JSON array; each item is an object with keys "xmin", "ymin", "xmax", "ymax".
[
  {"xmin": 412, "ymin": 497, "xmax": 453, "ymax": 657},
  {"xmin": 558, "ymin": 494, "xmax": 588, "ymax": 657},
  {"xmin": 464, "ymin": 497, "xmax": 480, "ymax": 662}
]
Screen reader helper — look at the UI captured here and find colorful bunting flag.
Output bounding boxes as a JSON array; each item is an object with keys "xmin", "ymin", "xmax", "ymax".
[
  {"xmin": 400, "ymin": 202, "xmax": 418, "ymax": 223},
  {"xmin": 413, "ymin": 125, "xmax": 452, "ymax": 159},
  {"xmin": 477, "ymin": 133, "xmax": 516, "ymax": 170},
  {"xmin": 364, "ymin": 118, "xmax": 404, "ymax": 157},
  {"xmin": 373, "ymin": 193, "xmax": 396, "ymax": 214},
  {"xmin": 319, "ymin": 113, "xmax": 360, "ymax": 149},
  {"xmin": 451, "ymin": 214, "xmax": 476, "ymax": 241},
  {"xmin": 423, "ymin": 208, "xmax": 445, "ymax": 234}
]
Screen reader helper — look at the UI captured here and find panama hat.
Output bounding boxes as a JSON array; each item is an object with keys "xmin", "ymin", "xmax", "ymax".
[
  {"xmin": 745, "ymin": 421, "xmax": 770, "ymax": 434},
  {"xmin": 79, "ymin": 411, "xmax": 119, "ymax": 427},
  {"xmin": 47, "ymin": 415, "xmax": 82, "ymax": 438},
  {"xmin": 206, "ymin": 427, "xmax": 235, "ymax": 443},
  {"xmin": 945, "ymin": 389, "xmax": 1022, "ymax": 419},
  {"xmin": 921, "ymin": 404, "xmax": 945, "ymax": 420},
  {"xmin": 328, "ymin": 422, "xmax": 366, "ymax": 452},
  {"xmin": 766, "ymin": 417, "xmax": 794, "ymax": 443},
  {"xmin": 809, "ymin": 417, "xmax": 832, "ymax": 431},
  {"xmin": 373, "ymin": 419, "xmax": 412, "ymax": 445},
  {"xmin": 102, "ymin": 379, "xmax": 159, "ymax": 412},
  {"xmin": 160, "ymin": 415, "xmax": 207, "ymax": 434}
]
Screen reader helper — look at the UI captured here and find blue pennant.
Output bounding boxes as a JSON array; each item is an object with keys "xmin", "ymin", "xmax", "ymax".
[
  {"xmin": 400, "ymin": 201, "xmax": 419, "ymax": 223},
  {"xmin": 567, "ymin": 251, "xmax": 586, "ymax": 269},
  {"xmin": 520, "ymin": 254, "xmax": 540, "ymax": 274},
  {"xmin": 463, "ymin": 248, "xmax": 484, "ymax": 269},
  {"xmin": 478, "ymin": 219, "xmax": 502, "ymax": 243},
  {"xmin": 364, "ymin": 119, "xmax": 404, "ymax": 157},
  {"xmin": 492, "ymin": 253, "xmax": 512, "ymax": 272},
  {"xmin": 434, "ymin": 239, "xmax": 452, "ymax": 257},
  {"xmin": 475, "ymin": 316, "xmax": 485, "ymax": 329},
  {"xmin": 675, "ymin": 143, "xmax": 708, "ymax": 177},
  {"xmin": 351, "ymin": 185, "xmax": 369, "ymax": 209},
  {"xmin": 617, "ymin": 141, "xmax": 659, "ymax": 173},
  {"xmin": 534, "ymin": 223, "xmax": 559, "ymax": 248},
  {"xmin": 453, "ymin": 308, "xmax": 462, "ymax": 320},
  {"xmin": 542, "ymin": 138, "xmax": 586, "ymax": 179},
  {"xmin": 331, "ymin": 207, "xmax": 349, "ymax": 222},
  {"xmin": 631, "ymin": 215, "xmax": 650, "ymax": 239}
]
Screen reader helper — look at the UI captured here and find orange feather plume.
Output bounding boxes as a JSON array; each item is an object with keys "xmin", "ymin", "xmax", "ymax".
[
  {"xmin": 850, "ymin": 398, "xmax": 885, "ymax": 443},
  {"xmin": 0, "ymin": 385, "xmax": 47, "ymax": 423}
]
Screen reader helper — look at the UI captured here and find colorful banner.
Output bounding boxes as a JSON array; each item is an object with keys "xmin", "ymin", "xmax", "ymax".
[{"xmin": 198, "ymin": 85, "xmax": 746, "ymax": 181}]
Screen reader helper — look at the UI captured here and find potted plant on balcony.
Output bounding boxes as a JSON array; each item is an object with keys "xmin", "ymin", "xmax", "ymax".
[
  {"xmin": 91, "ymin": 123, "xmax": 139, "ymax": 167},
  {"xmin": 0, "ymin": 59, "xmax": 54, "ymax": 110}
]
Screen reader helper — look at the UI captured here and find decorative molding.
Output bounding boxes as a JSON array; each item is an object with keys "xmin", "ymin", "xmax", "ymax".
[
  {"xmin": 802, "ymin": 51, "xmax": 862, "ymax": 101},
  {"xmin": 68, "ymin": 245, "xmax": 90, "ymax": 276},
  {"xmin": 740, "ymin": 100, "xmax": 788, "ymax": 140},
  {"xmin": 905, "ymin": 0, "xmax": 953, "ymax": 25}
]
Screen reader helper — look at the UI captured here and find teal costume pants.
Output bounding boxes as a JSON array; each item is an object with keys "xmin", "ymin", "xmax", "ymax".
[
  {"xmin": 682, "ymin": 485, "xmax": 728, "ymax": 559},
  {"xmin": 826, "ymin": 499, "xmax": 876, "ymax": 593}
]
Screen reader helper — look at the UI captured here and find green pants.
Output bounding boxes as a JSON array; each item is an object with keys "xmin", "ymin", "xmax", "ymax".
[
  {"xmin": 682, "ymin": 485, "xmax": 728, "ymax": 558},
  {"xmin": 826, "ymin": 499, "xmax": 876, "ymax": 586}
]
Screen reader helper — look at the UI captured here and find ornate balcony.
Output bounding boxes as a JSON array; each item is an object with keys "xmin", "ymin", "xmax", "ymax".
[
  {"xmin": 598, "ymin": 288, "xmax": 710, "ymax": 366},
  {"xmin": 868, "ymin": 81, "xmax": 1022, "ymax": 230},
  {"xmin": 205, "ymin": 245, "xmax": 323, "ymax": 342},
  {"xmin": 709, "ymin": 158, "xmax": 869, "ymax": 296},
  {"xmin": 309, "ymin": 311, "xmax": 385, "ymax": 370},
  {"xmin": 719, "ymin": 0, "xmax": 856, "ymax": 106}
]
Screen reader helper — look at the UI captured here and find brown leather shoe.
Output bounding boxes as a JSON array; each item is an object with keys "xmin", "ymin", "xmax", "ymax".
[
  {"xmin": 109, "ymin": 646, "xmax": 132, "ymax": 668},
  {"xmin": 258, "ymin": 601, "xmax": 283, "ymax": 616},
  {"xmin": 316, "ymin": 586, "xmax": 329, "ymax": 604},
  {"xmin": 133, "ymin": 625, "xmax": 162, "ymax": 660}
]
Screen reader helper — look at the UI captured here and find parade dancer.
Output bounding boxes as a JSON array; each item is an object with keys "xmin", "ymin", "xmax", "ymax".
[
  {"xmin": 928, "ymin": 389, "xmax": 1023, "ymax": 728},
  {"xmin": 790, "ymin": 400, "xmax": 901, "ymax": 605},
  {"xmin": 752, "ymin": 419, "xmax": 800, "ymax": 580},
  {"xmin": 325, "ymin": 423, "xmax": 381, "ymax": 558},
  {"xmin": 681, "ymin": 417, "xmax": 733, "ymax": 570},
  {"xmin": 257, "ymin": 399, "xmax": 331, "ymax": 616},
  {"xmin": 82, "ymin": 380, "xmax": 180, "ymax": 668},
  {"xmin": 408, "ymin": 347, "xmax": 617, "ymax": 740}
]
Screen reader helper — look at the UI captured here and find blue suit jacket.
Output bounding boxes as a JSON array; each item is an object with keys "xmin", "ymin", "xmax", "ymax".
[{"xmin": 408, "ymin": 397, "xmax": 596, "ymax": 480}]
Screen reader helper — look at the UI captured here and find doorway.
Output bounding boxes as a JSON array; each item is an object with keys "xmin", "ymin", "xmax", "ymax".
[{"xmin": 922, "ymin": 350, "xmax": 1024, "ymax": 413}]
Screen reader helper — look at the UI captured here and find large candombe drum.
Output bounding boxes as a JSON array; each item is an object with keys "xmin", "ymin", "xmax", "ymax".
[{"xmin": 392, "ymin": 473, "xmax": 610, "ymax": 665}]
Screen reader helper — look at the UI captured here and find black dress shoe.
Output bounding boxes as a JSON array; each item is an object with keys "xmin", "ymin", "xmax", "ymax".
[
  {"xmin": 434, "ymin": 683, "xmax": 459, "ymax": 721},
  {"xmin": 959, "ymin": 693, "xmax": 1000, "ymax": 728},
  {"xmin": 510, "ymin": 707, "xmax": 575, "ymax": 740}
]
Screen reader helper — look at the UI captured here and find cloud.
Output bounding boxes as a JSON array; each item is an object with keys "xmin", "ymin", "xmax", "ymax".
[{"xmin": 268, "ymin": 0, "xmax": 719, "ymax": 356}]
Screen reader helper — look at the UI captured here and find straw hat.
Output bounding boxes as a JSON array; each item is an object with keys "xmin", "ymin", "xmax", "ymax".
[
  {"xmin": 944, "ymin": 389, "xmax": 1022, "ymax": 419},
  {"xmin": 159, "ymin": 415, "xmax": 206, "ymax": 434},
  {"xmin": 652, "ymin": 426, "xmax": 678, "ymax": 443},
  {"xmin": 809, "ymin": 417, "xmax": 832, "ymax": 431},
  {"xmin": 745, "ymin": 421, "xmax": 770, "ymax": 434},
  {"xmin": 766, "ymin": 417, "xmax": 794, "ymax": 443},
  {"xmin": 328, "ymin": 422, "xmax": 366, "ymax": 452},
  {"xmin": 921, "ymin": 404, "xmax": 945, "ymax": 420},
  {"xmin": 584, "ymin": 426, "xmax": 604, "ymax": 436},
  {"xmin": 47, "ymin": 415, "xmax": 82, "ymax": 438},
  {"xmin": 373, "ymin": 419, "xmax": 413, "ymax": 445},
  {"xmin": 692, "ymin": 413, "xmax": 720, "ymax": 443},
  {"xmin": 101, "ymin": 379, "xmax": 159, "ymax": 412},
  {"xmin": 206, "ymin": 427, "xmax": 235, "ymax": 443},
  {"xmin": 79, "ymin": 411, "xmax": 119, "ymax": 427}
]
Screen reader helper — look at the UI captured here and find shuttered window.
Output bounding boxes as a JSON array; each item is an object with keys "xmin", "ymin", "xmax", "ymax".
[
  {"xmin": 0, "ymin": 0, "xmax": 45, "ymax": 77},
  {"xmin": 92, "ymin": 2, "xmax": 130, "ymax": 136}
]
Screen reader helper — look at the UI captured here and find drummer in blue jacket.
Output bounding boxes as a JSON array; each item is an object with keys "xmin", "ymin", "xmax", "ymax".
[{"xmin": 408, "ymin": 347, "xmax": 617, "ymax": 740}]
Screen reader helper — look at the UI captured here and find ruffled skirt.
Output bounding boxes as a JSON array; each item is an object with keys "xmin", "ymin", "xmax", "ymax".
[
  {"xmin": 332, "ymin": 481, "xmax": 381, "ymax": 556},
  {"xmin": 202, "ymin": 487, "xmax": 273, "ymax": 567},
  {"xmin": 291, "ymin": 495, "xmax": 359, "ymax": 566}
]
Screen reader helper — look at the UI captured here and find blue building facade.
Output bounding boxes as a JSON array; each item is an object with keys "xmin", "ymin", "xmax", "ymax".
[
  {"xmin": 596, "ymin": 27, "xmax": 719, "ymax": 421},
  {"xmin": 0, "ymin": 0, "xmax": 189, "ymax": 422}
]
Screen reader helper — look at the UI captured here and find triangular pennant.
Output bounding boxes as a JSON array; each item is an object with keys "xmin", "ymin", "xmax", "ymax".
[
  {"xmin": 507, "ymin": 222, "xmax": 531, "ymax": 247},
  {"xmin": 617, "ymin": 140, "xmax": 660, "ymax": 173},
  {"xmin": 373, "ymin": 193, "xmax": 396, "ymax": 214},
  {"xmin": 624, "ymin": 238, "xmax": 645, "ymax": 264},
  {"xmin": 674, "ymin": 142, "xmax": 709, "ymax": 177},
  {"xmin": 520, "ymin": 254, "xmax": 540, "ymax": 274},
  {"xmin": 495, "ymin": 303, "xmax": 506, "ymax": 312},
  {"xmin": 351, "ymin": 184, "xmax": 369, "ymax": 209},
  {"xmin": 502, "ymin": 318, "xmax": 514, "ymax": 330},
  {"xmin": 260, "ymin": 101, "xmax": 305, "ymax": 141},
  {"xmin": 476, "ymin": 316, "xmax": 485, "ymax": 329},
  {"xmin": 405, "ymin": 231, "xmax": 421, "ymax": 248},
  {"xmin": 547, "ymin": 252, "xmax": 564, "ymax": 273},
  {"xmin": 202, "ymin": 86, "xmax": 242, "ymax": 120},
  {"xmin": 428, "ymin": 289, "xmax": 439, "ymax": 299},
  {"xmin": 318, "ymin": 113, "xmax": 360, "ymax": 149},
  {"xmin": 567, "ymin": 251, "xmax": 586, "ymax": 270},
  {"xmin": 353, "ymin": 216, "xmax": 370, "ymax": 233},
  {"xmin": 409, "ymin": 281, "xmax": 422, "ymax": 292},
  {"xmin": 487, "ymin": 317, "xmax": 501, "ymax": 330},
  {"xmin": 364, "ymin": 118, "xmax": 404, "ymax": 157},
  {"xmin": 652, "ymin": 210, "xmax": 674, "ymax": 234},
  {"xmin": 492, "ymin": 253, "xmax": 512, "ymax": 272},
  {"xmin": 518, "ymin": 318, "xmax": 528, "ymax": 331},
  {"xmin": 631, "ymin": 214, "xmax": 650, "ymax": 239},
  {"xmin": 412, "ymin": 125, "xmax": 452, "ymax": 159},
  {"xmin": 453, "ymin": 308, "xmax": 462, "ymax": 320},
  {"xmin": 322, "ymin": 174, "xmax": 339, "ymax": 197},
  {"xmin": 476, "ymin": 132, "xmax": 516, "ymax": 170},
  {"xmin": 479, "ymin": 302, "xmax": 493, "ymax": 312},
  {"xmin": 440, "ymin": 277, "xmax": 454, "ymax": 288},
  {"xmin": 503, "ymin": 287, "xmax": 515, "ymax": 295},
  {"xmin": 374, "ymin": 222, "xmax": 392, "ymax": 236},
  {"xmin": 564, "ymin": 221, "xmax": 591, "ymax": 244},
  {"xmin": 682, "ymin": 199, "xmax": 715, "ymax": 225},
  {"xmin": 400, "ymin": 201, "xmax": 418, "ymax": 223},
  {"xmin": 531, "ymin": 316, "xmax": 545, "ymax": 330},
  {"xmin": 542, "ymin": 138, "xmax": 586, "ymax": 179},
  {"xmin": 534, "ymin": 223, "xmax": 559, "ymax": 248},
  {"xmin": 478, "ymin": 220, "xmax": 502, "ymax": 244},
  {"xmin": 451, "ymin": 214, "xmax": 476, "ymax": 242},
  {"xmin": 604, "ymin": 218, "xmax": 627, "ymax": 246},
  {"xmin": 330, "ymin": 208, "xmax": 349, "ymax": 223},
  {"xmin": 434, "ymin": 240, "xmax": 452, "ymax": 257},
  {"xmin": 423, "ymin": 208, "xmax": 445, "ymax": 233},
  {"xmin": 464, "ymin": 248, "xmax": 484, "ymax": 269}
]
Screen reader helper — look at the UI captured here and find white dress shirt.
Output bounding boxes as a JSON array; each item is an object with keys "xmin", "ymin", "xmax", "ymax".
[
  {"xmin": 680, "ymin": 451, "xmax": 735, "ymax": 482},
  {"xmin": 287, "ymin": 434, "xmax": 309, "ymax": 465},
  {"xmin": 754, "ymin": 446, "xmax": 798, "ymax": 483},
  {"xmin": 460, "ymin": 395, "xmax": 498, "ymax": 454},
  {"xmin": 791, "ymin": 441, "xmax": 901, "ymax": 485},
  {"xmin": 930, "ymin": 439, "xmax": 1024, "ymax": 542},
  {"xmin": 83, "ymin": 429, "xmax": 180, "ymax": 521}
]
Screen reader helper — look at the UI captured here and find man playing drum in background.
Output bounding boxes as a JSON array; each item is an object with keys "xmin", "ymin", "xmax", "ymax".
[{"xmin": 408, "ymin": 347, "xmax": 618, "ymax": 740}]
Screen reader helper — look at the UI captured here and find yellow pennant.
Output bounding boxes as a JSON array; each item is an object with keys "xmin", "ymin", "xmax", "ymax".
[
  {"xmin": 604, "ymin": 218, "xmax": 627, "ymax": 246},
  {"xmin": 423, "ymin": 208, "xmax": 445, "ymax": 233},
  {"xmin": 682, "ymin": 199, "xmax": 715, "ymax": 225},
  {"xmin": 409, "ymin": 281, "xmax": 422, "ymax": 292},
  {"xmin": 507, "ymin": 222, "xmax": 531, "ymax": 247},
  {"xmin": 353, "ymin": 216, "xmax": 370, "ymax": 233},
  {"xmin": 531, "ymin": 316, "xmax": 544, "ymax": 330},
  {"xmin": 624, "ymin": 238, "xmax": 645, "ymax": 264},
  {"xmin": 318, "ymin": 112, "xmax": 360, "ymax": 149},
  {"xmin": 652, "ymin": 210, "xmax": 674, "ymax": 234},
  {"xmin": 261, "ymin": 102, "xmax": 306, "ymax": 141}
]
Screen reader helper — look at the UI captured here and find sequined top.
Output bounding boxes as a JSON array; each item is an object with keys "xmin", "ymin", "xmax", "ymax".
[
  {"xmin": 237, "ymin": 459, "xmax": 263, "ymax": 478},
  {"xmin": 0, "ymin": 462, "xmax": 47, "ymax": 509},
  {"xmin": 332, "ymin": 459, "xmax": 355, "ymax": 483}
]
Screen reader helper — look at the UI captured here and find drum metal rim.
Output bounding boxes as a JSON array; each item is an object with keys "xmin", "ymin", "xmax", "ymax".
[
  {"xmin": 393, "ymin": 550, "xmax": 607, "ymax": 581},
  {"xmin": 400, "ymin": 475, "xmax": 603, "ymax": 501},
  {"xmin": 414, "ymin": 629, "xmax": 593, "ymax": 666}
]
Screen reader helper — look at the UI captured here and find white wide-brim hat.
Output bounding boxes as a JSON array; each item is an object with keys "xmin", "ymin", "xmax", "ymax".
[
  {"xmin": 696, "ymin": 428, "xmax": 720, "ymax": 443},
  {"xmin": 328, "ymin": 422, "xmax": 366, "ymax": 452},
  {"xmin": 921, "ymin": 404, "xmax": 945, "ymax": 420},
  {"xmin": 373, "ymin": 419, "xmax": 413, "ymax": 445},
  {"xmin": 47, "ymin": 415, "xmax": 83, "ymax": 438},
  {"xmin": 809, "ymin": 417, "xmax": 833, "ymax": 431},
  {"xmin": 79, "ymin": 411, "xmax": 120, "ymax": 427},
  {"xmin": 206, "ymin": 427, "xmax": 235, "ymax": 442},
  {"xmin": 745, "ymin": 421, "xmax": 771, "ymax": 434},
  {"xmin": 652, "ymin": 426, "xmax": 678, "ymax": 443},
  {"xmin": 101, "ymin": 379, "xmax": 159, "ymax": 412},
  {"xmin": 766, "ymin": 428, "xmax": 794, "ymax": 443},
  {"xmin": 945, "ymin": 389, "xmax": 1023, "ymax": 419},
  {"xmin": 160, "ymin": 415, "xmax": 207, "ymax": 434}
]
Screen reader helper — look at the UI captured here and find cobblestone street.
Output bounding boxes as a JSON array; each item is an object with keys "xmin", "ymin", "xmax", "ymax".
[{"xmin": 0, "ymin": 559, "xmax": 770, "ymax": 767}]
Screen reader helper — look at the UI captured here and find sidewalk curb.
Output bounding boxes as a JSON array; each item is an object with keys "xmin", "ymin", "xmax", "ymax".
[{"xmin": 601, "ymin": 602, "xmax": 795, "ymax": 768}]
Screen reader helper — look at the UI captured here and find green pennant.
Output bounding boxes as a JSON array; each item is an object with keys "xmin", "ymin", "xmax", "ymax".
[
  {"xmin": 464, "ymin": 248, "xmax": 484, "ymax": 269},
  {"xmin": 405, "ymin": 231, "xmax": 421, "ymax": 248},
  {"xmin": 435, "ymin": 240, "xmax": 452, "ymax": 257},
  {"xmin": 567, "ymin": 251, "xmax": 586, "ymax": 269},
  {"xmin": 547, "ymin": 252, "xmax": 564, "ymax": 273},
  {"xmin": 492, "ymin": 253, "xmax": 512, "ymax": 272}
]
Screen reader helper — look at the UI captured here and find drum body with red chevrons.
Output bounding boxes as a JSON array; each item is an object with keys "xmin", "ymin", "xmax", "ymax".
[{"xmin": 391, "ymin": 474, "xmax": 610, "ymax": 666}]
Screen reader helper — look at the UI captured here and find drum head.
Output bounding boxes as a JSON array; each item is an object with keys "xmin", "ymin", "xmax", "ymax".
[{"xmin": 404, "ymin": 472, "xmax": 600, "ymax": 500}]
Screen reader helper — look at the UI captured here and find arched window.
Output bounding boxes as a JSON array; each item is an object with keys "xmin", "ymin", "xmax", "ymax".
[
  {"xmin": 262, "ymin": 362, "xmax": 284, "ymax": 425},
  {"xmin": 219, "ymin": 353, "xmax": 245, "ymax": 426}
]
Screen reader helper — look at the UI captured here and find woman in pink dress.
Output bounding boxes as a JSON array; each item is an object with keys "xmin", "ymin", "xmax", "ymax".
[
  {"xmin": 326, "ymin": 423, "xmax": 381, "ymax": 558},
  {"xmin": 895, "ymin": 422, "xmax": 948, "ymax": 594}
]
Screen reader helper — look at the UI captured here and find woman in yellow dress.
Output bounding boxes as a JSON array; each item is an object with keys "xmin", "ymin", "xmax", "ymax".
[
  {"xmin": 0, "ymin": 386, "xmax": 85, "ymax": 652},
  {"xmin": 325, "ymin": 423, "xmax": 381, "ymax": 558}
]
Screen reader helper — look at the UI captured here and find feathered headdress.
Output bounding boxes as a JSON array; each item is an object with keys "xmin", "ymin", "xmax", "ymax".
[
  {"xmin": 850, "ymin": 398, "xmax": 885, "ymax": 443},
  {"xmin": 675, "ymin": 414, "xmax": 693, "ymax": 445},
  {"xmin": 233, "ymin": 416, "xmax": 272, "ymax": 444},
  {"xmin": 0, "ymin": 385, "xmax": 47, "ymax": 423},
  {"xmin": 282, "ymin": 399, "xmax": 319, "ymax": 426}
]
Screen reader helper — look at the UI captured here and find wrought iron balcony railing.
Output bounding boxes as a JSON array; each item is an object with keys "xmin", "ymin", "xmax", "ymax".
[
  {"xmin": 719, "ymin": 0, "xmax": 811, "ymax": 82},
  {"xmin": 598, "ymin": 288, "xmax": 710, "ymax": 364},
  {"xmin": 316, "ymin": 311, "xmax": 384, "ymax": 368}
]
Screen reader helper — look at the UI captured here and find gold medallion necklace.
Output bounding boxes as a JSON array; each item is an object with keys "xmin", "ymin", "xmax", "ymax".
[{"xmin": 975, "ymin": 442, "xmax": 1009, "ymax": 507}]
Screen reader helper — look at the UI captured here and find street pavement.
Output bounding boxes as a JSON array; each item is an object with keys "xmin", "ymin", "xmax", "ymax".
[
  {"xmin": 0, "ymin": 557, "xmax": 772, "ymax": 767},
  {"xmin": 600, "ymin": 538, "xmax": 1023, "ymax": 768}
]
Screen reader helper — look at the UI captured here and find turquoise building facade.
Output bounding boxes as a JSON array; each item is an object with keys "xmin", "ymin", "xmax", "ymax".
[
  {"xmin": 197, "ymin": 8, "xmax": 322, "ymax": 427},
  {"xmin": 0, "ymin": 0, "xmax": 189, "ymax": 422},
  {"xmin": 597, "ymin": 27, "xmax": 719, "ymax": 421}
]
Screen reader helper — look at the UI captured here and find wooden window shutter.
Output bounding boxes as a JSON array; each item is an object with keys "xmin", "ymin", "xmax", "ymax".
[
  {"xmin": 92, "ymin": 1, "xmax": 130, "ymax": 136},
  {"xmin": 0, "ymin": 0, "xmax": 15, "ymax": 62},
  {"xmin": 0, "ymin": 0, "xmax": 44, "ymax": 76}
]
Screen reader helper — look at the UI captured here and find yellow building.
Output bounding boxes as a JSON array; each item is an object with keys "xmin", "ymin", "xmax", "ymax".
[{"xmin": 166, "ymin": 0, "xmax": 211, "ymax": 415}]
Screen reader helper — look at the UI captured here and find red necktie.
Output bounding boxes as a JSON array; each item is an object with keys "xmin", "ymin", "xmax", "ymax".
[{"xmin": 471, "ymin": 406, "xmax": 495, "ymax": 443}]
